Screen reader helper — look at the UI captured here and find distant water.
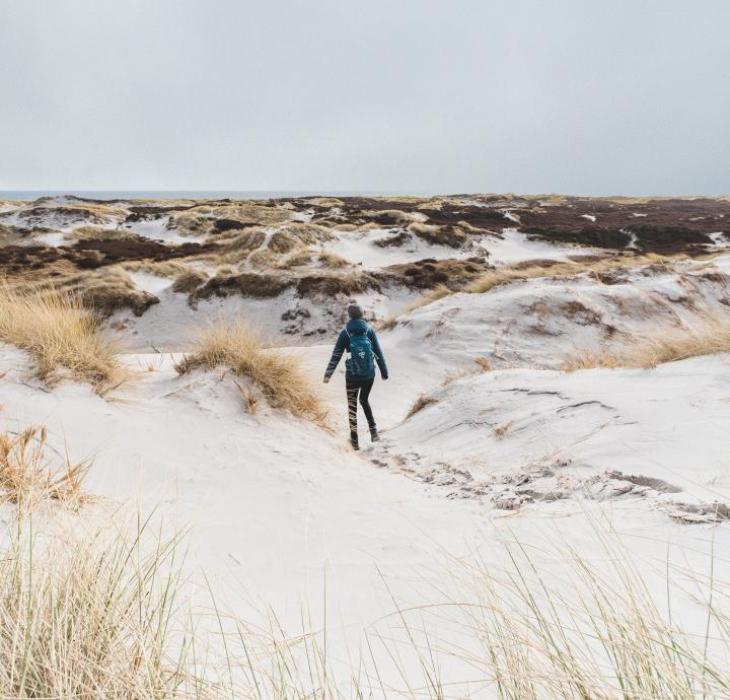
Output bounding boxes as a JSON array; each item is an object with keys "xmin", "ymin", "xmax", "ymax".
[{"xmin": 0, "ymin": 190, "xmax": 402, "ymax": 202}]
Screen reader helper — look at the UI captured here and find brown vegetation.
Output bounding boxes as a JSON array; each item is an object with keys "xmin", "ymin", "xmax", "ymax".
[
  {"xmin": 380, "ymin": 257, "xmax": 490, "ymax": 290},
  {"xmin": 465, "ymin": 253, "xmax": 677, "ymax": 294},
  {"xmin": 0, "ymin": 516, "xmax": 219, "ymax": 698},
  {"xmin": 374, "ymin": 231, "xmax": 412, "ymax": 248},
  {"xmin": 176, "ymin": 321, "xmax": 327, "ymax": 424},
  {"xmin": 0, "ymin": 426, "xmax": 90, "ymax": 509},
  {"xmin": 564, "ymin": 319, "xmax": 730, "ymax": 370},
  {"xmin": 408, "ymin": 222, "xmax": 467, "ymax": 248},
  {"xmin": 405, "ymin": 394, "xmax": 438, "ymax": 419},
  {"xmin": 0, "ymin": 285, "xmax": 120, "ymax": 388},
  {"xmin": 172, "ymin": 269, "xmax": 207, "ymax": 294},
  {"xmin": 14, "ymin": 262, "xmax": 159, "ymax": 317}
]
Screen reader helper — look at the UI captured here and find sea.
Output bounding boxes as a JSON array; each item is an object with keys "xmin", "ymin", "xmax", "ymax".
[{"xmin": 0, "ymin": 191, "xmax": 405, "ymax": 201}]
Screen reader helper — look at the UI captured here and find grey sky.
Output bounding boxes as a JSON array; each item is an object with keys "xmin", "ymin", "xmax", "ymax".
[{"xmin": 1, "ymin": 0, "xmax": 728, "ymax": 195}]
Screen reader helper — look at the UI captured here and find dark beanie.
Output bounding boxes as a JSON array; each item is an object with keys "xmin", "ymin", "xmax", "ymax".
[{"xmin": 347, "ymin": 303, "xmax": 364, "ymax": 319}]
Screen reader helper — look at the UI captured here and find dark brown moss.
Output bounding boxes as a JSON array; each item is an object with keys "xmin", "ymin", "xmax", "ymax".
[
  {"xmin": 15, "ymin": 205, "xmax": 108, "ymax": 225},
  {"xmin": 378, "ymin": 257, "xmax": 491, "ymax": 290},
  {"xmin": 72, "ymin": 237, "xmax": 215, "ymax": 267},
  {"xmin": 629, "ymin": 225, "xmax": 711, "ymax": 253},
  {"xmin": 212, "ymin": 218, "xmax": 260, "ymax": 233},
  {"xmin": 523, "ymin": 226, "xmax": 631, "ymax": 249},
  {"xmin": 82, "ymin": 287, "xmax": 160, "ymax": 317},
  {"xmin": 295, "ymin": 273, "xmax": 381, "ymax": 297},
  {"xmin": 364, "ymin": 211, "xmax": 404, "ymax": 226},
  {"xmin": 419, "ymin": 204, "xmax": 510, "ymax": 230},
  {"xmin": 193, "ymin": 273, "xmax": 295, "ymax": 300},
  {"xmin": 0, "ymin": 245, "xmax": 65, "ymax": 273},
  {"xmin": 125, "ymin": 204, "xmax": 197, "ymax": 221},
  {"xmin": 409, "ymin": 224, "xmax": 467, "ymax": 248},
  {"xmin": 374, "ymin": 231, "xmax": 412, "ymax": 248}
]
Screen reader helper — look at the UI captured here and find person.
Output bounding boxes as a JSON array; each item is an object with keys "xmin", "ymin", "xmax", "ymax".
[{"xmin": 323, "ymin": 302, "xmax": 388, "ymax": 450}]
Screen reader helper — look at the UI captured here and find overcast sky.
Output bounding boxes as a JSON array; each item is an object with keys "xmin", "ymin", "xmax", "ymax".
[{"xmin": 1, "ymin": 0, "xmax": 728, "ymax": 195}]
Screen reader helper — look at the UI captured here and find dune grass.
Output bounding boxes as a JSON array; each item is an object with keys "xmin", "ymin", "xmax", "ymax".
[
  {"xmin": 0, "ymin": 426, "xmax": 90, "ymax": 509},
  {"xmin": 0, "ymin": 284, "xmax": 120, "ymax": 388},
  {"xmin": 564, "ymin": 319, "xmax": 730, "ymax": 370},
  {"xmin": 1, "ymin": 501, "xmax": 729, "ymax": 698},
  {"xmin": 0, "ymin": 515, "xmax": 222, "ymax": 699},
  {"xmin": 465, "ymin": 253, "xmax": 674, "ymax": 294},
  {"xmin": 176, "ymin": 321, "xmax": 327, "ymax": 425},
  {"xmin": 381, "ymin": 254, "xmax": 684, "ymax": 330},
  {"xmin": 446, "ymin": 532, "xmax": 730, "ymax": 699}
]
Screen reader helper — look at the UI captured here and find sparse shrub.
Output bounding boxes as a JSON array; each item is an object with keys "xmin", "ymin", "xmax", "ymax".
[
  {"xmin": 0, "ymin": 285, "xmax": 120, "ymax": 388},
  {"xmin": 474, "ymin": 355, "xmax": 492, "ymax": 372},
  {"xmin": 405, "ymin": 393, "xmax": 438, "ymax": 419},
  {"xmin": 492, "ymin": 420, "xmax": 513, "ymax": 438},
  {"xmin": 176, "ymin": 321, "xmax": 327, "ymax": 425}
]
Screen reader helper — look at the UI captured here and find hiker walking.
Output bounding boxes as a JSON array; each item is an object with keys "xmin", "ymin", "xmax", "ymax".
[{"xmin": 323, "ymin": 303, "xmax": 388, "ymax": 450}]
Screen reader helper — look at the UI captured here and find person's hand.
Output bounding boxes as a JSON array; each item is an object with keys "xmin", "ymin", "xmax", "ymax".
[
  {"xmin": 323, "ymin": 376, "xmax": 330, "ymax": 384},
  {"xmin": 382, "ymin": 375, "xmax": 389, "ymax": 381}
]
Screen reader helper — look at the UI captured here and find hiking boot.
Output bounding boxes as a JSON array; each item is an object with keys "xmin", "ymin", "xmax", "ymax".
[
  {"xmin": 350, "ymin": 433, "xmax": 359, "ymax": 451},
  {"xmin": 370, "ymin": 428, "xmax": 380, "ymax": 443}
]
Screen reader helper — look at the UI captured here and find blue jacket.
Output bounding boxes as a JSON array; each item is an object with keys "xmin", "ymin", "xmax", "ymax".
[{"xmin": 324, "ymin": 318, "xmax": 388, "ymax": 382}]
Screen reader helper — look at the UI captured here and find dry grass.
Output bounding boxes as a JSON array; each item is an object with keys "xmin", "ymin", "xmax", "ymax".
[
  {"xmin": 0, "ymin": 516, "xmax": 224, "ymax": 699},
  {"xmin": 378, "ymin": 284, "xmax": 452, "ymax": 331},
  {"xmin": 439, "ymin": 530, "xmax": 730, "ymax": 699},
  {"xmin": 492, "ymin": 420, "xmax": 513, "ymax": 438},
  {"xmin": 317, "ymin": 251, "xmax": 350, "ymax": 269},
  {"xmin": 405, "ymin": 393, "xmax": 438, "ymax": 420},
  {"xmin": 176, "ymin": 321, "xmax": 327, "ymax": 425},
  {"xmin": 474, "ymin": 355, "xmax": 492, "ymax": 372},
  {"xmin": 564, "ymin": 319, "xmax": 730, "ymax": 370},
  {"xmin": 172, "ymin": 269, "xmax": 208, "ymax": 294},
  {"xmin": 72, "ymin": 225, "xmax": 133, "ymax": 241},
  {"xmin": 12, "ymin": 263, "xmax": 158, "ymax": 317},
  {"xmin": 382, "ymin": 254, "xmax": 696, "ymax": 328},
  {"xmin": 276, "ymin": 248, "xmax": 313, "ymax": 269},
  {"xmin": 441, "ymin": 356, "xmax": 493, "ymax": 388},
  {"xmin": 466, "ymin": 253, "xmax": 674, "ymax": 294},
  {"xmin": 0, "ymin": 427, "xmax": 90, "ymax": 509},
  {"xmin": 1, "ymin": 502, "xmax": 728, "ymax": 698},
  {"xmin": 276, "ymin": 247, "xmax": 354, "ymax": 274},
  {"xmin": 0, "ymin": 285, "xmax": 120, "ymax": 388},
  {"xmin": 405, "ymin": 357, "xmax": 492, "ymax": 420},
  {"xmin": 248, "ymin": 248, "xmax": 279, "ymax": 269},
  {"xmin": 122, "ymin": 259, "xmax": 191, "ymax": 277}
]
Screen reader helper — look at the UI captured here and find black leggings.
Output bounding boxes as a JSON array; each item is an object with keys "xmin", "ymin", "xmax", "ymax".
[{"xmin": 346, "ymin": 379, "xmax": 376, "ymax": 437}]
